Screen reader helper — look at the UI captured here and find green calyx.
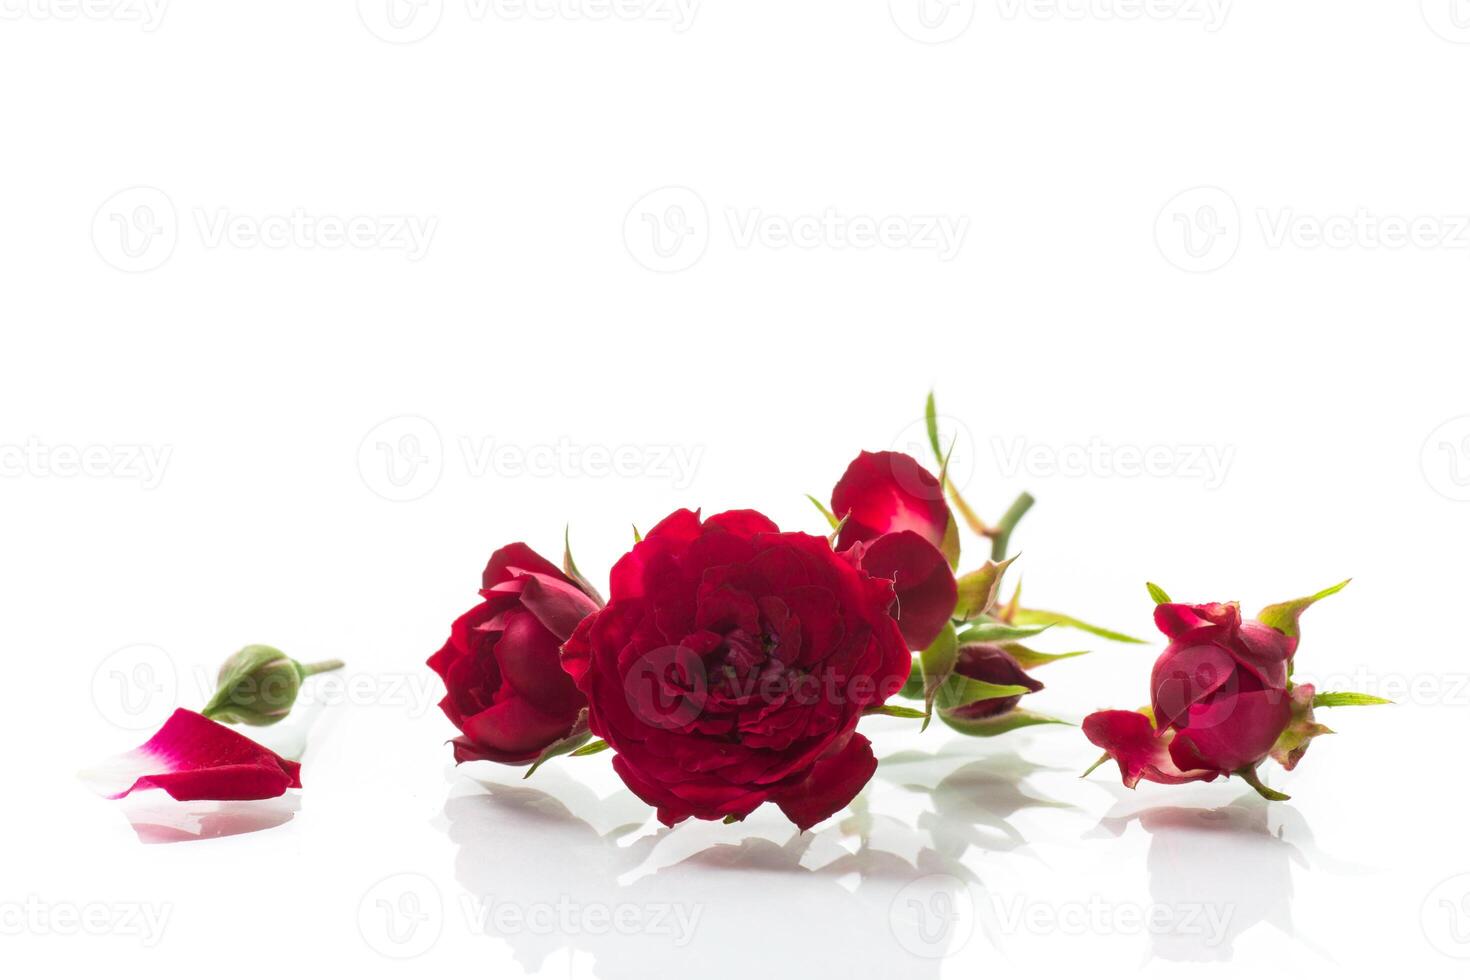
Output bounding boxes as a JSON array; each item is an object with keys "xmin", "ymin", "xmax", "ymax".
[{"xmin": 201, "ymin": 645, "xmax": 344, "ymax": 726}]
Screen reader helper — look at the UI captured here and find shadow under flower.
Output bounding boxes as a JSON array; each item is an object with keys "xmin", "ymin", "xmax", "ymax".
[{"xmin": 120, "ymin": 794, "xmax": 301, "ymax": 844}]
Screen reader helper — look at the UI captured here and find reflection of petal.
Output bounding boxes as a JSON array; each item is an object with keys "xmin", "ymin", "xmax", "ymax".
[{"xmin": 121, "ymin": 796, "xmax": 300, "ymax": 844}]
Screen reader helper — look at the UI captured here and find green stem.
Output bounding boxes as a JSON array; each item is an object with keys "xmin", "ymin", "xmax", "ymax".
[
  {"xmin": 989, "ymin": 492, "xmax": 1035, "ymax": 562},
  {"xmin": 299, "ymin": 659, "xmax": 345, "ymax": 677},
  {"xmin": 1235, "ymin": 766, "xmax": 1291, "ymax": 801}
]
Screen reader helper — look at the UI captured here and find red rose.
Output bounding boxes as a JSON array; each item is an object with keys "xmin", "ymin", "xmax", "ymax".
[
  {"xmin": 429, "ymin": 543, "xmax": 599, "ymax": 766},
  {"xmin": 831, "ymin": 452, "xmax": 958, "ymax": 649},
  {"xmin": 560, "ymin": 509, "xmax": 912, "ymax": 830},
  {"xmin": 1083, "ymin": 601, "xmax": 1295, "ymax": 786}
]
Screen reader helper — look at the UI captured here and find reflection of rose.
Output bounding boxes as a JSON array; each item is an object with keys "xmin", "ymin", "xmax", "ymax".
[
  {"xmin": 429, "ymin": 544, "xmax": 599, "ymax": 765},
  {"xmin": 561, "ymin": 509, "xmax": 911, "ymax": 829},
  {"xmin": 1084, "ymin": 602, "xmax": 1295, "ymax": 785}
]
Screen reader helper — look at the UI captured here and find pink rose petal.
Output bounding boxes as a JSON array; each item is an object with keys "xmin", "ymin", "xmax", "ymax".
[{"xmin": 81, "ymin": 709, "xmax": 302, "ymax": 801}]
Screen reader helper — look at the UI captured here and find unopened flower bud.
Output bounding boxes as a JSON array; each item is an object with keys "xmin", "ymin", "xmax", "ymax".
[{"xmin": 201, "ymin": 645, "xmax": 343, "ymax": 726}]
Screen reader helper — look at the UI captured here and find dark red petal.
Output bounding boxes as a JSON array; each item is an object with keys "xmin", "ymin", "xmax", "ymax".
[
  {"xmin": 1150, "ymin": 641, "xmax": 1239, "ymax": 729},
  {"xmin": 461, "ymin": 696, "xmax": 580, "ymax": 761},
  {"xmin": 831, "ymin": 451, "xmax": 950, "ymax": 552},
  {"xmin": 81, "ymin": 709, "xmax": 301, "ymax": 801},
  {"xmin": 1082, "ymin": 709, "xmax": 1221, "ymax": 788},
  {"xmin": 517, "ymin": 571, "xmax": 601, "ymax": 641},
  {"xmin": 703, "ymin": 509, "xmax": 781, "ymax": 537},
  {"xmin": 492, "ymin": 610, "xmax": 585, "ymax": 715},
  {"xmin": 482, "ymin": 542, "xmax": 567, "ymax": 591},
  {"xmin": 851, "ymin": 531, "xmax": 958, "ymax": 649},
  {"xmin": 771, "ymin": 733, "xmax": 878, "ymax": 831},
  {"xmin": 608, "ymin": 509, "xmax": 703, "ymax": 600},
  {"xmin": 1172, "ymin": 687, "xmax": 1293, "ymax": 773}
]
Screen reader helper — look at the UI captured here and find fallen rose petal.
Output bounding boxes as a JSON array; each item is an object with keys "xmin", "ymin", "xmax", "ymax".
[{"xmin": 80, "ymin": 708, "xmax": 302, "ymax": 801}]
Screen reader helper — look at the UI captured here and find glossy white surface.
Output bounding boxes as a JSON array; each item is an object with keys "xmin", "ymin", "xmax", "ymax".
[{"xmin": 3, "ymin": 4, "xmax": 1468, "ymax": 978}]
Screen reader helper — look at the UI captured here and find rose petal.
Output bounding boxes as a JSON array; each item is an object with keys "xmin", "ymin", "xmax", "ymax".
[
  {"xmin": 1153, "ymin": 601, "xmax": 1240, "ymax": 641},
  {"xmin": 847, "ymin": 531, "xmax": 957, "ymax": 650},
  {"xmin": 482, "ymin": 542, "xmax": 568, "ymax": 591},
  {"xmin": 1082, "ymin": 709, "xmax": 1220, "ymax": 788},
  {"xmin": 831, "ymin": 451, "xmax": 950, "ymax": 552},
  {"xmin": 517, "ymin": 571, "xmax": 601, "ymax": 641},
  {"xmin": 770, "ymin": 732, "xmax": 878, "ymax": 831},
  {"xmin": 80, "ymin": 709, "xmax": 301, "ymax": 801}
]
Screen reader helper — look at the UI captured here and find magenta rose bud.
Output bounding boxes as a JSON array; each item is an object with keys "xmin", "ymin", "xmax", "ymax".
[
  {"xmin": 428, "ymin": 543, "xmax": 600, "ymax": 766},
  {"xmin": 1084, "ymin": 598, "xmax": 1317, "ymax": 792},
  {"xmin": 560, "ymin": 509, "xmax": 913, "ymax": 831}
]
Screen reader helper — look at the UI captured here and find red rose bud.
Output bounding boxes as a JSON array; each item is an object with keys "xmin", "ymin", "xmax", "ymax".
[
  {"xmin": 1084, "ymin": 583, "xmax": 1355, "ymax": 799},
  {"xmin": 560, "ymin": 509, "xmax": 912, "ymax": 831},
  {"xmin": 942, "ymin": 644, "xmax": 1044, "ymax": 720},
  {"xmin": 842, "ymin": 530, "xmax": 958, "ymax": 650},
  {"xmin": 428, "ymin": 543, "xmax": 600, "ymax": 766},
  {"xmin": 831, "ymin": 451, "xmax": 953, "ymax": 556}
]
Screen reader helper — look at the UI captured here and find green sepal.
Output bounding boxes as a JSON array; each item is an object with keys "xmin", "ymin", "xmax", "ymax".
[
  {"xmin": 805, "ymin": 494, "xmax": 839, "ymax": 530},
  {"xmin": 919, "ymin": 621, "xmax": 959, "ymax": 730},
  {"xmin": 999, "ymin": 643, "xmax": 1088, "ymax": 671},
  {"xmin": 1270, "ymin": 686, "xmax": 1332, "ymax": 772},
  {"xmin": 933, "ymin": 676, "xmax": 1034, "ymax": 713},
  {"xmin": 1146, "ymin": 582, "xmax": 1172, "ymax": 605},
  {"xmin": 865, "ymin": 704, "xmax": 927, "ymax": 720},
  {"xmin": 953, "ymin": 556, "xmax": 1018, "ymax": 622},
  {"xmin": 631, "ymin": 524, "xmax": 643, "ymax": 544},
  {"xmin": 563, "ymin": 526, "xmax": 606, "ymax": 607},
  {"xmin": 1313, "ymin": 691, "xmax": 1393, "ymax": 708},
  {"xmin": 1010, "ymin": 608, "xmax": 1145, "ymax": 644},
  {"xmin": 523, "ymin": 709, "xmax": 592, "ymax": 778},
  {"xmin": 956, "ymin": 621, "xmax": 1050, "ymax": 645},
  {"xmin": 1234, "ymin": 765, "xmax": 1291, "ymax": 802},
  {"xmin": 938, "ymin": 707, "xmax": 1071, "ymax": 737},
  {"xmin": 1257, "ymin": 579, "xmax": 1350, "ymax": 640},
  {"xmin": 897, "ymin": 657, "xmax": 923, "ymax": 700},
  {"xmin": 569, "ymin": 739, "xmax": 609, "ymax": 757}
]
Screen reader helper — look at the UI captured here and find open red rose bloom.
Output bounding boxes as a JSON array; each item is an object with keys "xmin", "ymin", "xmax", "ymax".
[{"xmin": 561, "ymin": 509, "xmax": 912, "ymax": 830}]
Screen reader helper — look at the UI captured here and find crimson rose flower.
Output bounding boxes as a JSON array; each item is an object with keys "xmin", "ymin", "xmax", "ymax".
[
  {"xmin": 560, "ymin": 509, "xmax": 912, "ymax": 830},
  {"xmin": 831, "ymin": 451, "xmax": 958, "ymax": 650},
  {"xmin": 429, "ymin": 543, "xmax": 599, "ymax": 766},
  {"xmin": 1083, "ymin": 601, "xmax": 1296, "ymax": 786}
]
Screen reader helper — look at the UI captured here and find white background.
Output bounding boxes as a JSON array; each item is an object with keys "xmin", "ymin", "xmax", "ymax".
[{"xmin": 2, "ymin": 2, "xmax": 1467, "ymax": 977}]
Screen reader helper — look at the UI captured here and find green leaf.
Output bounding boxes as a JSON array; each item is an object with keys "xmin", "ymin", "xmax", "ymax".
[
  {"xmin": 631, "ymin": 524, "xmax": 643, "ymax": 544},
  {"xmin": 569, "ymin": 739, "xmax": 609, "ymax": 757},
  {"xmin": 1313, "ymin": 691, "xmax": 1393, "ymax": 708},
  {"xmin": 523, "ymin": 709, "xmax": 591, "ymax": 778},
  {"xmin": 919, "ymin": 621, "xmax": 959, "ymax": 730},
  {"xmin": 1011, "ymin": 608, "xmax": 1145, "ymax": 644},
  {"xmin": 939, "ymin": 707, "xmax": 1071, "ymax": 738},
  {"xmin": 805, "ymin": 494, "xmax": 839, "ymax": 531},
  {"xmin": 865, "ymin": 704, "xmax": 927, "ymax": 720},
  {"xmin": 1234, "ymin": 765, "xmax": 1291, "ymax": 802},
  {"xmin": 1146, "ymin": 582, "xmax": 1172, "ymax": 605},
  {"xmin": 1257, "ymin": 579, "xmax": 1350, "ymax": 640},
  {"xmin": 954, "ymin": 556, "xmax": 1018, "ymax": 621},
  {"xmin": 563, "ymin": 526, "xmax": 606, "ymax": 607},
  {"xmin": 999, "ymin": 643, "xmax": 1089, "ymax": 671},
  {"xmin": 956, "ymin": 621, "xmax": 1051, "ymax": 645},
  {"xmin": 924, "ymin": 391, "xmax": 943, "ymax": 465}
]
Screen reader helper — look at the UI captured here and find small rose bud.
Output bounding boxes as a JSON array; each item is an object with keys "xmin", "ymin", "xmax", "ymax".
[{"xmin": 201, "ymin": 645, "xmax": 344, "ymax": 726}]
